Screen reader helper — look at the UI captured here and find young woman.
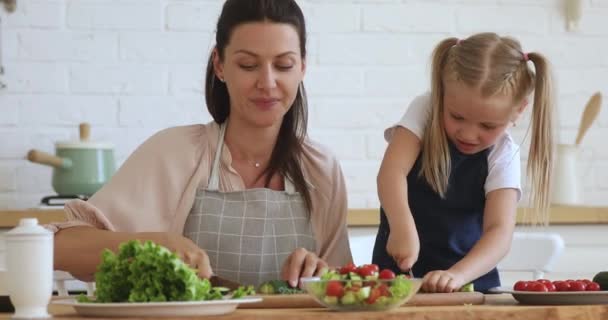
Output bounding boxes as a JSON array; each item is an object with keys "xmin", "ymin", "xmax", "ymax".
[{"xmin": 53, "ymin": 0, "xmax": 352, "ymax": 288}]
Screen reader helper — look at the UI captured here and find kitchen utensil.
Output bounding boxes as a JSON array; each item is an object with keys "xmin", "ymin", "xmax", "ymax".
[
  {"xmin": 551, "ymin": 93, "xmax": 602, "ymax": 205},
  {"xmin": 209, "ymin": 275, "xmax": 241, "ymax": 291},
  {"xmin": 5, "ymin": 218, "xmax": 53, "ymax": 319},
  {"xmin": 575, "ymin": 92, "xmax": 602, "ymax": 146},
  {"xmin": 27, "ymin": 123, "xmax": 115, "ymax": 196}
]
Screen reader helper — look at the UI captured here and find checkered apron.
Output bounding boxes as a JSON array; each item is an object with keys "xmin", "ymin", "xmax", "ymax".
[{"xmin": 183, "ymin": 124, "xmax": 316, "ymax": 286}]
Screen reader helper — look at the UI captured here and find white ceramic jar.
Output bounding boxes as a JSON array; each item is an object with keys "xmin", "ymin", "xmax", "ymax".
[
  {"xmin": 5, "ymin": 218, "xmax": 53, "ymax": 319},
  {"xmin": 551, "ymin": 144, "xmax": 582, "ymax": 205}
]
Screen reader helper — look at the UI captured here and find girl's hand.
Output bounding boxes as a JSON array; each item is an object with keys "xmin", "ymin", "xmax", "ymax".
[
  {"xmin": 421, "ymin": 270, "xmax": 465, "ymax": 293},
  {"xmin": 158, "ymin": 233, "xmax": 213, "ymax": 279},
  {"xmin": 281, "ymin": 248, "xmax": 328, "ymax": 288},
  {"xmin": 386, "ymin": 229, "xmax": 419, "ymax": 271}
]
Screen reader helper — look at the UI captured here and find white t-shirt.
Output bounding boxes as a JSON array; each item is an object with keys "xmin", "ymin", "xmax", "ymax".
[{"xmin": 385, "ymin": 93, "xmax": 522, "ymax": 199}]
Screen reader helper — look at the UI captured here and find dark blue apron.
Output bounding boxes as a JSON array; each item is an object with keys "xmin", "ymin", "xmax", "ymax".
[{"xmin": 372, "ymin": 142, "xmax": 500, "ymax": 293}]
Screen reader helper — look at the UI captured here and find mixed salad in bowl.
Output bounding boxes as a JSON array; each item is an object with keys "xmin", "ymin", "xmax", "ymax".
[{"xmin": 301, "ymin": 263, "xmax": 421, "ymax": 311}]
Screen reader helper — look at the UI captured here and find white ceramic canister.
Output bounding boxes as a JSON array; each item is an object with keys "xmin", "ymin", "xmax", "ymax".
[
  {"xmin": 551, "ymin": 144, "xmax": 582, "ymax": 205},
  {"xmin": 5, "ymin": 218, "xmax": 53, "ymax": 319}
]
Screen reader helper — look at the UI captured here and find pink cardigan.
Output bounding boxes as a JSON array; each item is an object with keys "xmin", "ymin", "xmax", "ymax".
[{"xmin": 51, "ymin": 122, "xmax": 353, "ymax": 267}]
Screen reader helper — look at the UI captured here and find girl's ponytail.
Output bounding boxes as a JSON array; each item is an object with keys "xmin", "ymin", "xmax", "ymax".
[
  {"xmin": 525, "ymin": 52, "xmax": 555, "ymax": 225},
  {"xmin": 420, "ymin": 37, "xmax": 459, "ymax": 197}
]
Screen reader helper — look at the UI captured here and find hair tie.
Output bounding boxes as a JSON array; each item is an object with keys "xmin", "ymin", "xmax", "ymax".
[{"xmin": 523, "ymin": 52, "xmax": 529, "ymax": 62}]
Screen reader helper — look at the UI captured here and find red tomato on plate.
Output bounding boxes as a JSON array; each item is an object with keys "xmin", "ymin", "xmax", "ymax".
[
  {"xmin": 544, "ymin": 282, "xmax": 556, "ymax": 292},
  {"xmin": 513, "ymin": 281, "xmax": 529, "ymax": 291},
  {"xmin": 553, "ymin": 280, "xmax": 570, "ymax": 292},
  {"xmin": 568, "ymin": 281, "xmax": 586, "ymax": 291},
  {"xmin": 528, "ymin": 282, "xmax": 549, "ymax": 292},
  {"xmin": 586, "ymin": 282, "xmax": 601, "ymax": 291}
]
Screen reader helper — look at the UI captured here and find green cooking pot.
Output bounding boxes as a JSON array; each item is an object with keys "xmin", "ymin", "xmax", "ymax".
[{"xmin": 27, "ymin": 123, "xmax": 116, "ymax": 196}]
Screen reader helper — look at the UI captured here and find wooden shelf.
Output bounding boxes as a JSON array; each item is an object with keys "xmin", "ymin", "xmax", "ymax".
[
  {"xmin": 2, "ymin": 205, "xmax": 607, "ymax": 228},
  {"xmin": 0, "ymin": 209, "xmax": 66, "ymax": 228},
  {"xmin": 347, "ymin": 205, "xmax": 608, "ymax": 227}
]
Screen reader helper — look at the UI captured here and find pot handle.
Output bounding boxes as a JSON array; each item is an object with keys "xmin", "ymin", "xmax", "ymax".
[
  {"xmin": 26, "ymin": 149, "xmax": 72, "ymax": 169},
  {"xmin": 80, "ymin": 123, "xmax": 90, "ymax": 141}
]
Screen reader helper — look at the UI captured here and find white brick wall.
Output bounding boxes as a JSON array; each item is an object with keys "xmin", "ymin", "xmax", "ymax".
[{"xmin": 1, "ymin": 0, "xmax": 608, "ymax": 209}]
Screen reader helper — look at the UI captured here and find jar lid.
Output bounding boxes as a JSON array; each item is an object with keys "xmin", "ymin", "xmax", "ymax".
[{"xmin": 6, "ymin": 218, "xmax": 52, "ymax": 238}]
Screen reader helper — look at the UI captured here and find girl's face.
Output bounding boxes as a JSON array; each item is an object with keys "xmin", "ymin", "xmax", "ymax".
[
  {"xmin": 442, "ymin": 81, "xmax": 526, "ymax": 154},
  {"xmin": 213, "ymin": 22, "xmax": 305, "ymax": 129}
]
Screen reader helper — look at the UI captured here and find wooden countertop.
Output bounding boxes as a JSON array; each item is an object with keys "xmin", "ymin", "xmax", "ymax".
[
  {"xmin": 348, "ymin": 205, "xmax": 608, "ymax": 226},
  {"xmin": 2, "ymin": 294, "xmax": 608, "ymax": 320},
  {"xmin": 2, "ymin": 205, "xmax": 608, "ymax": 228}
]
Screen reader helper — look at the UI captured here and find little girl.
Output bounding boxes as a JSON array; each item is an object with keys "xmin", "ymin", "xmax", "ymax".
[{"xmin": 372, "ymin": 33, "xmax": 554, "ymax": 293}]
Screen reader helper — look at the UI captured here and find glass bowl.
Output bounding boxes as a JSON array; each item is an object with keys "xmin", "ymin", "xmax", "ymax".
[{"xmin": 300, "ymin": 276, "xmax": 422, "ymax": 311}]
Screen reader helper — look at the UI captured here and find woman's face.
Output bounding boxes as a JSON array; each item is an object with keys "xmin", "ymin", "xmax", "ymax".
[{"xmin": 214, "ymin": 22, "xmax": 305, "ymax": 129}]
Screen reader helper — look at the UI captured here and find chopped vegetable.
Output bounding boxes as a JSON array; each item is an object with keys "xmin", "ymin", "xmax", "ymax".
[
  {"xmin": 258, "ymin": 280, "xmax": 302, "ymax": 295},
  {"xmin": 305, "ymin": 264, "xmax": 416, "ymax": 310}
]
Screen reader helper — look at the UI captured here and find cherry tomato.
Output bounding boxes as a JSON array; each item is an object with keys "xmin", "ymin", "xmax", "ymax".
[
  {"xmin": 513, "ymin": 281, "xmax": 529, "ymax": 291},
  {"xmin": 568, "ymin": 281, "xmax": 586, "ymax": 291},
  {"xmin": 368, "ymin": 264, "xmax": 380, "ymax": 273},
  {"xmin": 377, "ymin": 283, "xmax": 391, "ymax": 296},
  {"xmin": 586, "ymin": 282, "xmax": 601, "ymax": 291},
  {"xmin": 544, "ymin": 282, "xmax": 556, "ymax": 292},
  {"xmin": 578, "ymin": 279, "xmax": 592, "ymax": 285},
  {"xmin": 378, "ymin": 269, "xmax": 396, "ymax": 280},
  {"xmin": 552, "ymin": 280, "xmax": 568, "ymax": 292},
  {"xmin": 537, "ymin": 279, "xmax": 552, "ymax": 286},
  {"xmin": 528, "ymin": 282, "xmax": 549, "ymax": 292},
  {"xmin": 326, "ymin": 280, "xmax": 345, "ymax": 297},
  {"xmin": 356, "ymin": 265, "xmax": 376, "ymax": 277},
  {"xmin": 366, "ymin": 287, "xmax": 382, "ymax": 304},
  {"xmin": 339, "ymin": 262, "xmax": 357, "ymax": 275}
]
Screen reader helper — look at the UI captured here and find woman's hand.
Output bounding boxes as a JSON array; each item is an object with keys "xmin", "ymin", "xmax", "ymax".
[
  {"xmin": 157, "ymin": 233, "xmax": 213, "ymax": 279},
  {"xmin": 421, "ymin": 270, "xmax": 465, "ymax": 293},
  {"xmin": 281, "ymin": 248, "xmax": 328, "ymax": 287},
  {"xmin": 386, "ymin": 228, "xmax": 419, "ymax": 271}
]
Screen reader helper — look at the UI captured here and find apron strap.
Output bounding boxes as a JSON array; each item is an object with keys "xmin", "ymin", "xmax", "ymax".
[
  {"xmin": 284, "ymin": 176, "xmax": 297, "ymax": 194},
  {"xmin": 207, "ymin": 123, "xmax": 226, "ymax": 191},
  {"xmin": 208, "ymin": 122, "xmax": 299, "ymax": 194}
]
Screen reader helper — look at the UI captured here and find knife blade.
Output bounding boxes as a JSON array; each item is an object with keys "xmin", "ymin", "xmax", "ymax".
[{"xmin": 209, "ymin": 275, "xmax": 241, "ymax": 291}]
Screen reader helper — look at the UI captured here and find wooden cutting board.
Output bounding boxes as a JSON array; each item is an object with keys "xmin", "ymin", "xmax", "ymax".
[{"xmin": 241, "ymin": 292, "xmax": 484, "ymax": 309}]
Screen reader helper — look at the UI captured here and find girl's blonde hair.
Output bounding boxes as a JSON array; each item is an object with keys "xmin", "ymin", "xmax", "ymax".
[{"xmin": 421, "ymin": 32, "xmax": 554, "ymax": 224}]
